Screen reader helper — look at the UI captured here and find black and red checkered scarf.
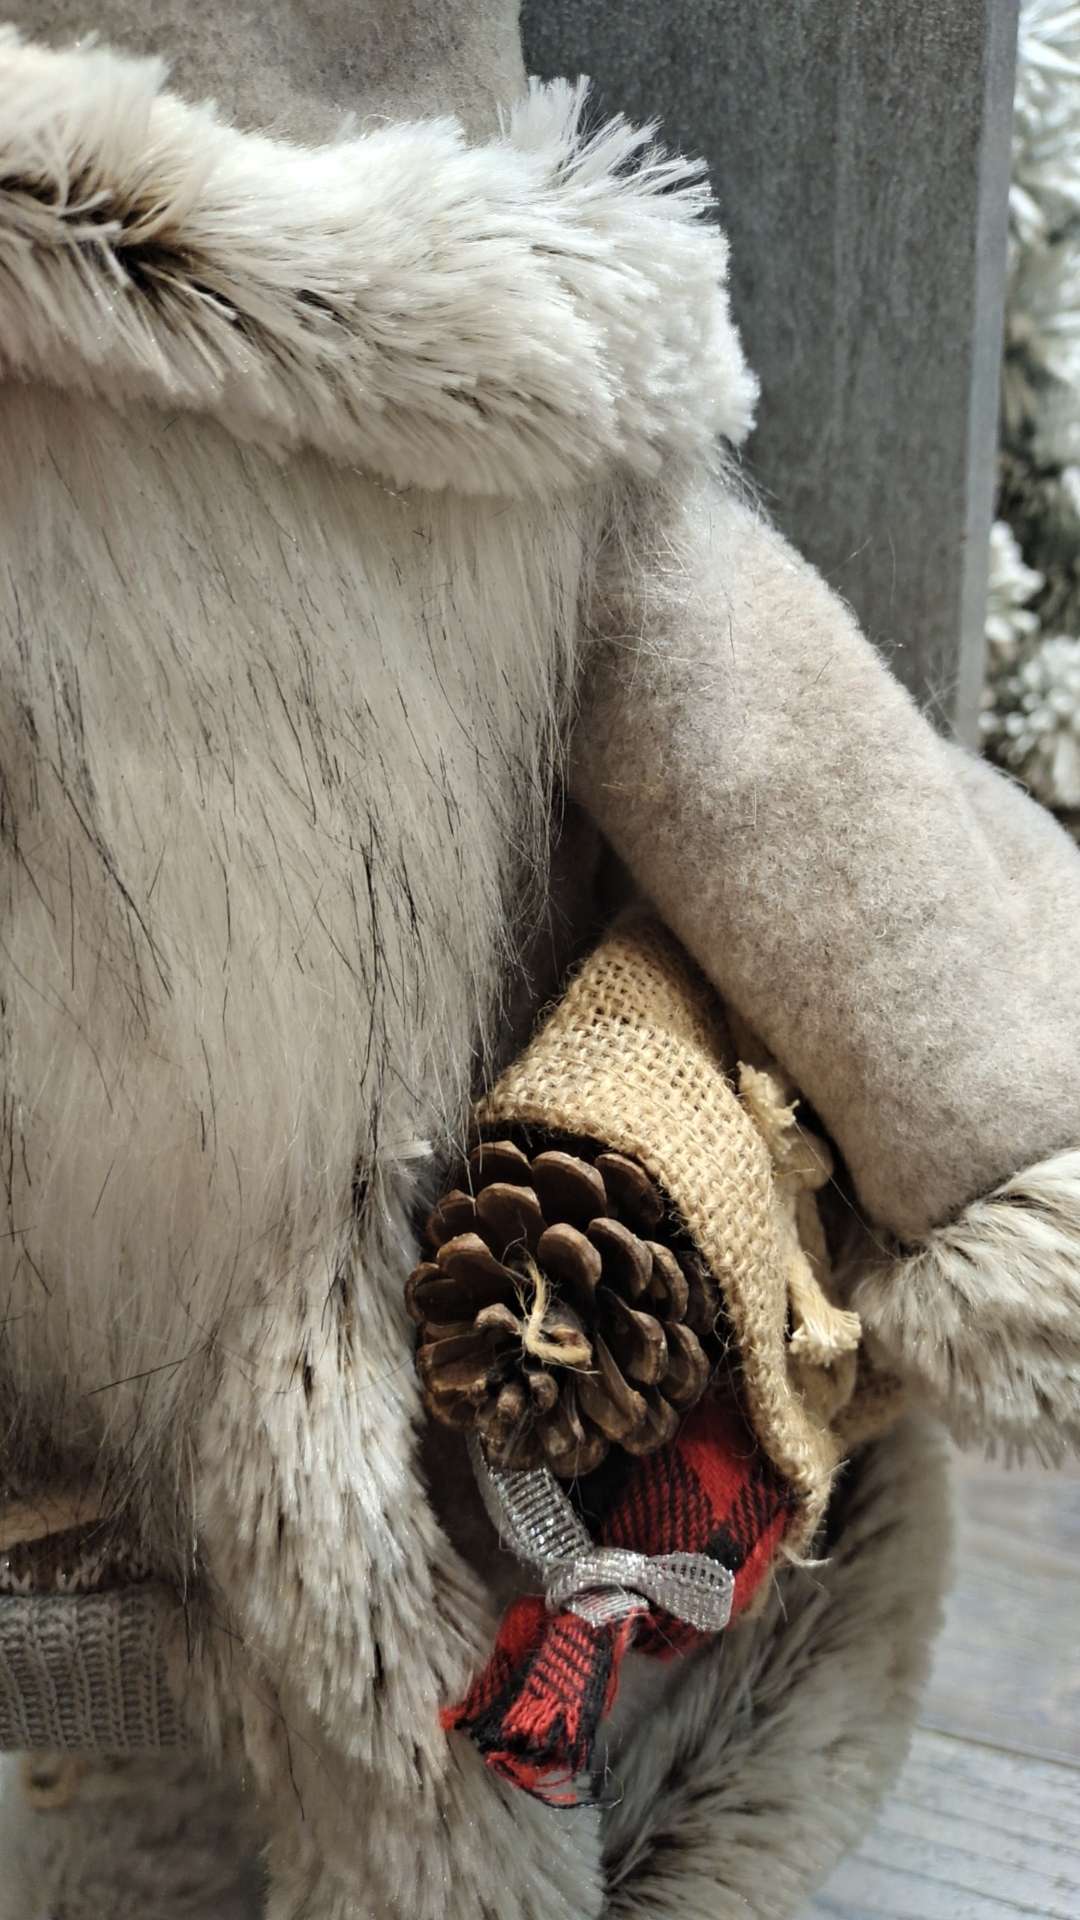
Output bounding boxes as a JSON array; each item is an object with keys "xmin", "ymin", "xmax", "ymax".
[{"xmin": 443, "ymin": 1393, "xmax": 795, "ymax": 1802}]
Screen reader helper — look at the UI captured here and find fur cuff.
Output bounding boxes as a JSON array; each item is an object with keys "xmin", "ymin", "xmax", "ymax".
[
  {"xmin": 852, "ymin": 1149, "xmax": 1080, "ymax": 1460},
  {"xmin": 0, "ymin": 31, "xmax": 756, "ymax": 494}
]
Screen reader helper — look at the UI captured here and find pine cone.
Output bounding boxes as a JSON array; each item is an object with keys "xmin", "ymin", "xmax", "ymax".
[{"xmin": 407, "ymin": 1139, "xmax": 721, "ymax": 1477}]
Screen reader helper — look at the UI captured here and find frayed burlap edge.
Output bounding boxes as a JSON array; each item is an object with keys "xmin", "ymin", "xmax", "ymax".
[{"xmin": 477, "ymin": 917, "xmax": 902, "ymax": 1551}]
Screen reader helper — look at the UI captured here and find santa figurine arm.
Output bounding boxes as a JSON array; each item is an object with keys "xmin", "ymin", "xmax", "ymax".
[{"xmin": 573, "ymin": 468, "xmax": 1080, "ymax": 1458}]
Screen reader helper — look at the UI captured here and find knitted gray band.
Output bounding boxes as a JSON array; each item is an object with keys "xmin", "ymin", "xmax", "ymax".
[{"xmin": 0, "ymin": 1589, "xmax": 185, "ymax": 1751}]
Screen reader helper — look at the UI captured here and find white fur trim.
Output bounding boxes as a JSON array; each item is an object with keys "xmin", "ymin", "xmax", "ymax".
[
  {"xmin": 0, "ymin": 381, "xmax": 602, "ymax": 1915},
  {"xmin": 853, "ymin": 1148, "xmax": 1080, "ymax": 1460},
  {"xmin": 0, "ymin": 380, "xmax": 588, "ymax": 1526},
  {"xmin": 0, "ymin": 31, "xmax": 756, "ymax": 495}
]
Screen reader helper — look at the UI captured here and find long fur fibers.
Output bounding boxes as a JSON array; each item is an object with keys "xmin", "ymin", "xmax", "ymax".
[
  {"xmin": 0, "ymin": 379, "xmax": 593, "ymax": 1526},
  {"xmin": 0, "ymin": 32, "xmax": 756, "ymax": 495},
  {"xmin": 0, "ymin": 372, "xmax": 609, "ymax": 1916}
]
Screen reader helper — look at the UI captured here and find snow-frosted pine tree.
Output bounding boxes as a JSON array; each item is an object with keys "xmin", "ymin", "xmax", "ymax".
[{"xmin": 986, "ymin": 3, "xmax": 1080, "ymax": 809}]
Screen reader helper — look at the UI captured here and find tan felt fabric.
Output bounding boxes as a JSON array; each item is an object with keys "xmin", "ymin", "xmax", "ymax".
[{"xmin": 573, "ymin": 478, "xmax": 1080, "ymax": 1241}]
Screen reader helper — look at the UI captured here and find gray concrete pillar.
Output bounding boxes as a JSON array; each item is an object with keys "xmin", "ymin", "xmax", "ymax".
[{"xmin": 523, "ymin": 1, "xmax": 1019, "ymax": 740}]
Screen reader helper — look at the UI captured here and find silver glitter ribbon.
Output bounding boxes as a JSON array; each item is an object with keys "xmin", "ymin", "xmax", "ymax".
[{"xmin": 468, "ymin": 1437, "xmax": 735, "ymax": 1634}]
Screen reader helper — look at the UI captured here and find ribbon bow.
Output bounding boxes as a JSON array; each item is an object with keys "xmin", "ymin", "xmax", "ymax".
[
  {"xmin": 471, "ymin": 1440, "xmax": 735, "ymax": 1633},
  {"xmin": 443, "ymin": 1396, "xmax": 794, "ymax": 1801}
]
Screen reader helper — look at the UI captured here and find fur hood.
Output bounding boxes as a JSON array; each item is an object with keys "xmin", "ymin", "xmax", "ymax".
[{"xmin": 0, "ymin": 30, "xmax": 756, "ymax": 495}]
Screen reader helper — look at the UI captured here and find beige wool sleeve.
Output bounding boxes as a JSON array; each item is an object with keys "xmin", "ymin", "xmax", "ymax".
[{"xmin": 572, "ymin": 477, "xmax": 1080, "ymax": 1247}]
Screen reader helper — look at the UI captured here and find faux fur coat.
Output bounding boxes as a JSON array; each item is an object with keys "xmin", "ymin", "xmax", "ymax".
[{"xmin": 1, "ymin": 8, "xmax": 1078, "ymax": 1918}]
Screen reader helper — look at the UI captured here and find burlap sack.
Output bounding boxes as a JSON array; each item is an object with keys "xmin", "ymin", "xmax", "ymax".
[{"xmin": 477, "ymin": 916, "xmax": 902, "ymax": 1549}]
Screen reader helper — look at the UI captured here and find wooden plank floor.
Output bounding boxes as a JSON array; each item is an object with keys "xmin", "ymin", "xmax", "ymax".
[{"xmin": 804, "ymin": 1454, "xmax": 1080, "ymax": 1918}]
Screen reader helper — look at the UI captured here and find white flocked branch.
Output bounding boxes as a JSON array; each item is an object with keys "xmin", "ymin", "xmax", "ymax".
[{"xmin": 984, "ymin": 1, "xmax": 1080, "ymax": 810}]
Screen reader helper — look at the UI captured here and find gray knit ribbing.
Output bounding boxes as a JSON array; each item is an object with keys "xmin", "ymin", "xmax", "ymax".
[{"xmin": 0, "ymin": 1589, "xmax": 186, "ymax": 1751}]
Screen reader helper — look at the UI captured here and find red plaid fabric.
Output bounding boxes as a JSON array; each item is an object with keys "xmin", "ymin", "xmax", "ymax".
[{"xmin": 443, "ymin": 1394, "xmax": 794, "ymax": 1800}]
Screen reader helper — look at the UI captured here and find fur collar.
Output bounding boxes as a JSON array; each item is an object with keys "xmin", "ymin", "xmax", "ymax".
[{"xmin": 0, "ymin": 31, "xmax": 756, "ymax": 495}]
